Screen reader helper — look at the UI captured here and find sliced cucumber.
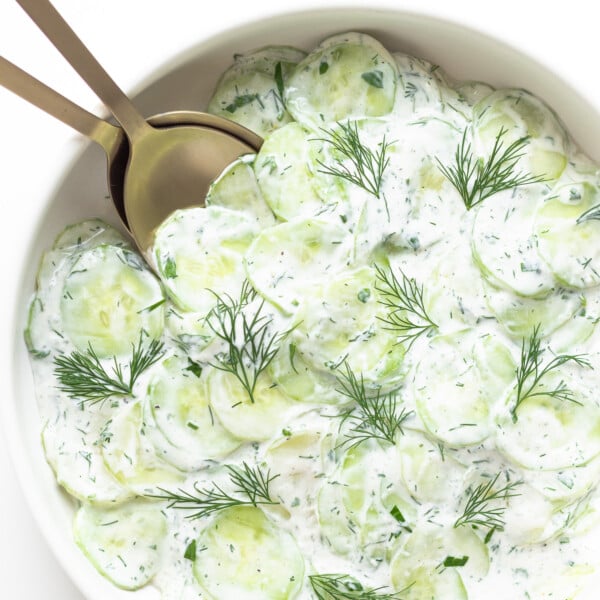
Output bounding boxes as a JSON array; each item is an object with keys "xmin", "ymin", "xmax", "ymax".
[
  {"xmin": 52, "ymin": 218, "xmax": 128, "ymax": 252},
  {"xmin": 390, "ymin": 523, "xmax": 488, "ymax": 599},
  {"xmin": 207, "ymin": 369, "xmax": 296, "ymax": 441},
  {"xmin": 535, "ymin": 180, "xmax": 600, "ymax": 288},
  {"xmin": 100, "ymin": 400, "xmax": 183, "ymax": 494},
  {"xmin": 28, "ymin": 221, "xmax": 133, "ymax": 358},
  {"xmin": 497, "ymin": 375, "xmax": 600, "ymax": 470},
  {"xmin": 500, "ymin": 481, "xmax": 563, "ymax": 545},
  {"xmin": 483, "ymin": 278, "xmax": 583, "ymax": 338},
  {"xmin": 395, "ymin": 430, "xmax": 467, "ymax": 505},
  {"xmin": 206, "ymin": 154, "xmax": 276, "ymax": 227},
  {"xmin": 317, "ymin": 442, "xmax": 404, "ymax": 562},
  {"xmin": 413, "ymin": 332, "xmax": 514, "ymax": 446},
  {"xmin": 42, "ymin": 409, "xmax": 133, "ymax": 505},
  {"xmin": 269, "ymin": 340, "xmax": 346, "ymax": 405},
  {"xmin": 243, "ymin": 217, "xmax": 351, "ymax": 315},
  {"xmin": 146, "ymin": 356, "xmax": 242, "ymax": 470},
  {"xmin": 471, "ymin": 185, "xmax": 556, "ymax": 297},
  {"xmin": 524, "ymin": 456, "xmax": 600, "ymax": 503},
  {"xmin": 285, "ymin": 32, "xmax": 397, "ymax": 127},
  {"xmin": 193, "ymin": 506, "xmax": 304, "ymax": 600},
  {"xmin": 207, "ymin": 45, "xmax": 306, "ymax": 137},
  {"xmin": 291, "ymin": 265, "xmax": 405, "ymax": 388},
  {"xmin": 472, "ymin": 88, "xmax": 569, "ymax": 182},
  {"xmin": 425, "ymin": 242, "xmax": 489, "ymax": 331},
  {"xmin": 453, "ymin": 80, "xmax": 494, "ymax": 108},
  {"xmin": 153, "ymin": 206, "xmax": 258, "ymax": 314},
  {"xmin": 265, "ymin": 428, "xmax": 327, "ymax": 514},
  {"xmin": 254, "ymin": 122, "xmax": 342, "ymax": 221},
  {"xmin": 60, "ymin": 244, "xmax": 165, "ymax": 357},
  {"xmin": 392, "ymin": 52, "xmax": 443, "ymax": 117},
  {"xmin": 74, "ymin": 500, "xmax": 167, "ymax": 590}
]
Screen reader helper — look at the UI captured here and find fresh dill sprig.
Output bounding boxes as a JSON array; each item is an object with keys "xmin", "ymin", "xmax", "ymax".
[
  {"xmin": 309, "ymin": 573, "xmax": 408, "ymax": 600},
  {"xmin": 53, "ymin": 335, "xmax": 165, "ymax": 406},
  {"xmin": 576, "ymin": 203, "xmax": 600, "ymax": 224},
  {"xmin": 374, "ymin": 264, "xmax": 437, "ymax": 349},
  {"xmin": 454, "ymin": 473, "xmax": 522, "ymax": 531},
  {"xmin": 336, "ymin": 361, "xmax": 411, "ymax": 448},
  {"xmin": 437, "ymin": 127, "xmax": 546, "ymax": 210},
  {"xmin": 148, "ymin": 462, "xmax": 279, "ymax": 520},
  {"xmin": 511, "ymin": 323, "xmax": 591, "ymax": 422},
  {"xmin": 205, "ymin": 280, "xmax": 291, "ymax": 403},
  {"xmin": 315, "ymin": 121, "xmax": 392, "ymax": 216}
]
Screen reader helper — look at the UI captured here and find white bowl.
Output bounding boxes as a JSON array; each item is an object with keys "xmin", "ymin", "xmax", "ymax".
[{"xmin": 3, "ymin": 4, "xmax": 600, "ymax": 599}]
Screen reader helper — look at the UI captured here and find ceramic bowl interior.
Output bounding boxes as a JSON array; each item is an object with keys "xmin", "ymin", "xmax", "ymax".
[{"xmin": 9, "ymin": 7, "xmax": 600, "ymax": 599}]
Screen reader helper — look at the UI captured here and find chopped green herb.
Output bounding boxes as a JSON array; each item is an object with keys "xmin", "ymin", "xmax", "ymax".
[
  {"xmin": 361, "ymin": 70, "xmax": 384, "ymax": 89},
  {"xmin": 163, "ymin": 257, "xmax": 177, "ymax": 279},
  {"xmin": 184, "ymin": 540, "xmax": 197, "ymax": 561},
  {"xmin": 184, "ymin": 357, "xmax": 203, "ymax": 378}
]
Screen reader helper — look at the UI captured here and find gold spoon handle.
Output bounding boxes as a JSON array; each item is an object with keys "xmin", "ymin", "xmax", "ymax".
[
  {"xmin": 0, "ymin": 56, "xmax": 121, "ymax": 153},
  {"xmin": 16, "ymin": 0, "xmax": 150, "ymax": 140}
]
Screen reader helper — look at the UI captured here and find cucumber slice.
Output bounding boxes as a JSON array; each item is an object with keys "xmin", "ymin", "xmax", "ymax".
[
  {"xmin": 392, "ymin": 52, "xmax": 443, "ymax": 117},
  {"xmin": 254, "ymin": 122, "xmax": 342, "ymax": 221},
  {"xmin": 42, "ymin": 408, "xmax": 133, "ymax": 505},
  {"xmin": 243, "ymin": 217, "xmax": 351, "ymax": 315},
  {"xmin": 395, "ymin": 430, "xmax": 467, "ymax": 504},
  {"xmin": 453, "ymin": 80, "xmax": 494, "ymax": 108},
  {"xmin": 317, "ymin": 442, "xmax": 404, "ymax": 561},
  {"xmin": 472, "ymin": 88, "xmax": 569, "ymax": 181},
  {"xmin": 100, "ymin": 400, "xmax": 183, "ymax": 494},
  {"xmin": 500, "ymin": 481, "xmax": 562, "ymax": 545},
  {"xmin": 265, "ymin": 428, "xmax": 327, "ymax": 514},
  {"xmin": 413, "ymin": 332, "xmax": 514, "ymax": 446},
  {"xmin": 471, "ymin": 185, "xmax": 556, "ymax": 297},
  {"xmin": 207, "ymin": 369, "xmax": 296, "ymax": 441},
  {"xmin": 291, "ymin": 266, "xmax": 405, "ymax": 388},
  {"xmin": 24, "ymin": 295, "xmax": 50, "ymax": 358},
  {"xmin": 193, "ymin": 506, "xmax": 304, "ymax": 600},
  {"xmin": 269, "ymin": 340, "xmax": 346, "ymax": 405},
  {"xmin": 496, "ymin": 375, "xmax": 600, "ymax": 470},
  {"xmin": 207, "ymin": 45, "xmax": 306, "ymax": 137},
  {"xmin": 483, "ymin": 278, "xmax": 583, "ymax": 338},
  {"xmin": 524, "ymin": 456, "xmax": 600, "ymax": 503},
  {"xmin": 27, "ymin": 221, "xmax": 133, "ymax": 357},
  {"xmin": 164, "ymin": 305, "xmax": 214, "ymax": 354},
  {"xmin": 285, "ymin": 32, "xmax": 397, "ymax": 127},
  {"xmin": 74, "ymin": 500, "xmax": 167, "ymax": 590},
  {"xmin": 60, "ymin": 244, "xmax": 165, "ymax": 357},
  {"xmin": 390, "ymin": 523, "xmax": 488, "ymax": 599},
  {"xmin": 146, "ymin": 356, "xmax": 242, "ymax": 470},
  {"xmin": 52, "ymin": 218, "xmax": 128, "ymax": 252},
  {"xmin": 205, "ymin": 154, "xmax": 276, "ymax": 228},
  {"xmin": 153, "ymin": 206, "xmax": 258, "ymax": 314},
  {"xmin": 425, "ymin": 242, "xmax": 489, "ymax": 331},
  {"xmin": 535, "ymin": 180, "xmax": 600, "ymax": 288}
]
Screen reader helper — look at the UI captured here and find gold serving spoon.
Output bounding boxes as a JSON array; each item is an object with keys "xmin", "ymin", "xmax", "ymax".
[{"xmin": 10, "ymin": 0, "xmax": 262, "ymax": 256}]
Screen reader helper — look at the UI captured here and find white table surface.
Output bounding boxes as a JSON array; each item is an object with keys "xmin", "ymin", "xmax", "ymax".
[{"xmin": 1, "ymin": 0, "xmax": 599, "ymax": 598}]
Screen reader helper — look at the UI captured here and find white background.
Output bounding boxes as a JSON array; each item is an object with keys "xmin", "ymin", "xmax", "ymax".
[{"xmin": 0, "ymin": 0, "xmax": 598, "ymax": 598}]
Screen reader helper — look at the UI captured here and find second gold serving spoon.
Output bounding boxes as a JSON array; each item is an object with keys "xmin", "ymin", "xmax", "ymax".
[{"xmin": 13, "ymin": 0, "xmax": 262, "ymax": 256}]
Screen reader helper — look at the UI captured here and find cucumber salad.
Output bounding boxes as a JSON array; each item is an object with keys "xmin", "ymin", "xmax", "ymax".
[{"xmin": 25, "ymin": 32, "xmax": 600, "ymax": 599}]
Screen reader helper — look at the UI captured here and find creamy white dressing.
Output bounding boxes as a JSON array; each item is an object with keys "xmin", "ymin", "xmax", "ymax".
[{"xmin": 25, "ymin": 32, "xmax": 600, "ymax": 599}]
